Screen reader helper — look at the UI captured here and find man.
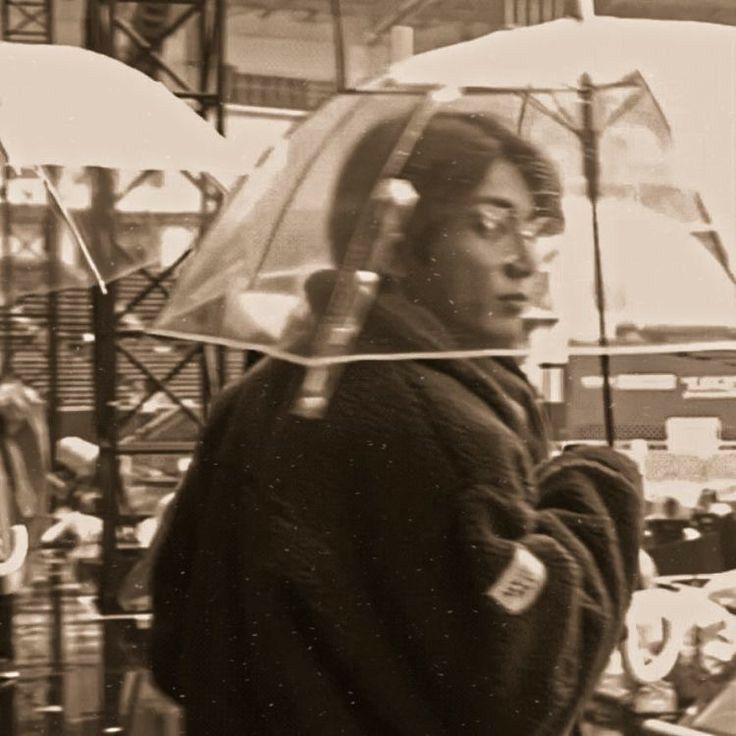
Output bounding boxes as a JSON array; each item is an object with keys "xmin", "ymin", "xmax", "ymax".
[{"xmin": 151, "ymin": 110, "xmax": 642, "ymax": 735}]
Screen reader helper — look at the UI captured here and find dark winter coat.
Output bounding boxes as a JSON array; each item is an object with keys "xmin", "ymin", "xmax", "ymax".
[{"xmin": 151, "ymin": 292, "xmax": 642, "ymax": 735}]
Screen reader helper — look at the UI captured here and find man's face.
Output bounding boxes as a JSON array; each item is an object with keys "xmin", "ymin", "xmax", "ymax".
[{"xmin": 404, "ymin": 157, "xmax": 549, "ymax": 348}]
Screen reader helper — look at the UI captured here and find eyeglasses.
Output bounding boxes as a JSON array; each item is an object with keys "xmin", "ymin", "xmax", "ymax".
[
  {"xmin": 469, "ymin": 203, "xmax": 559, "ymax": 265},
  {"xmin": 472, "ymin": 203, "xmax": 552, "ymax": 244}
]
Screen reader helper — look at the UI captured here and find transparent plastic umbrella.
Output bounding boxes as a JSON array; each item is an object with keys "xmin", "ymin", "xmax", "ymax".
[
  {"xmin": 152, "ymin": 20, "xmax": 736, "ymax": 425},
  {"xmin": 156, "ymin": 81, "xmax": 728, "ymax": 350}
]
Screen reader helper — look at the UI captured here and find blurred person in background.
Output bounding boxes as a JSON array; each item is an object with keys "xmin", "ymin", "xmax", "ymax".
[{"xmin": 151, "ymin": 111, "xmax": 644, "ymax": 735}]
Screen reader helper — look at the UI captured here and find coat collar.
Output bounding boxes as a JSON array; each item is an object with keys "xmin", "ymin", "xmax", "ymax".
[
  {"xmin": 304, "ymin": 269, "xmax": 551, "ymax": 462},
  {"xmin": 363, "ymin": 289, "xmax": 552, "ymax": 464}
]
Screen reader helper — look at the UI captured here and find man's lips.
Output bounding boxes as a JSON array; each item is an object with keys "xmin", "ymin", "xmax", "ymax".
[{"xmin": 496, "ymin": 294, "xmax": 529, "ymax": 315}]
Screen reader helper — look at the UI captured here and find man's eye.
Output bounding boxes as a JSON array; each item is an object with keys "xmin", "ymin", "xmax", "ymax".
[{"xmin": 474, "ymin": 214, "xmax": 507, "ymax": 237}]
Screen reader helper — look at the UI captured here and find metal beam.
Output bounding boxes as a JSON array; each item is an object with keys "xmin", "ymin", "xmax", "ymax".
[
  {"xmin": 85, "ymin": 0, "xmax": 228, "ymax": 613},
  {"xmin": 0, "ymin": 0, "xmax": 54, "ymax": 43},
  {"xmin": 594, "ymin": 0, "xmax": 736, "ymax": 25},
  {"xmin": 366, "ymin": 0, "xmax": 440, "ymax": 44}
]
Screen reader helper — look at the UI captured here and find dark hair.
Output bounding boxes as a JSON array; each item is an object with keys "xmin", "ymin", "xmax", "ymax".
[{"xmin": 328, "ymin": 110, "xmax": 564, "ymax": 264}]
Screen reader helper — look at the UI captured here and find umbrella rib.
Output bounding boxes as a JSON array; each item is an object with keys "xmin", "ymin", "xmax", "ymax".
[
  {"xmin": 516, "ymin": 91, "xmax": 530, "ymax": 135},
  {"xmin": 35, "ymin": 166, "xmax": 108, "ymax": 294},
  {"xmin": 246, "ymin": 95, "xmax": 372, "ymax": 288},
  {"xmin": 600, "ymin": 81, "xmax": 668, "ymax": 140},
  {"xmin": 616, "ymin": 72, "xmax": 672, "ymax": 140},
  {"xmin": 548, "ymin": 92, "xmax": 580, "ymax": 131},
  {"xmin": 523, "ymin": 93, "xmax": 579, "ymax": 134},
  {"xmin": 691, "ymin": 194, "xmax": 736, "ymax": 285},
  {"xmin": 119, "ymin": 254, "xmax": 188, "ymax": 320}
]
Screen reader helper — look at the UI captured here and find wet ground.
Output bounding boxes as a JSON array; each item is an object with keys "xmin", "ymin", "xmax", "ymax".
[{"xmin": 1, "ymin": 551, "xmax": 182, "ymax": 735}]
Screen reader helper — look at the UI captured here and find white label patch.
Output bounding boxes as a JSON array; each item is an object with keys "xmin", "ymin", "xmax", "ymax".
[{"xmin": 485, "ymin": 545, "xmax": 547, "ymax": 614}]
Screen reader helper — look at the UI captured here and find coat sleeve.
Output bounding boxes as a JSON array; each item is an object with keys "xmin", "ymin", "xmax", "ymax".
[
  {"xmin": 149, "ymin": 385, "xmax": 239, "ymax": 701},
  {"xmin": 448, "ymin": 443, "xmax": 643, "ymax": 733},
  {"xmin": 326, "ymin": 364, "xmax": 644, "ymax": 735},
  {"xmin": 269, "ymin": 364, "xmax": 643, "ymax": 735}
]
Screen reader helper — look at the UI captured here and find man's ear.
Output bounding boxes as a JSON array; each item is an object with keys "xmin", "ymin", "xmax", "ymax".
[
  {"xmin": 371, "ymin": 178, "xmax": 419, "ymax": 279},
  {"xmin": 382, "ymin": 237, "xmax": 413, "ymax": 278}
]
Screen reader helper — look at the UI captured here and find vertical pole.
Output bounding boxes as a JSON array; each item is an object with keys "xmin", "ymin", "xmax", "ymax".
[
  {"xmin": 1, "ymin": 167, "xmax": 13, "ymax": 379},
  {"xmin": 89, "ymin": 167, "xmax": 122, "ymax": 614},
  {"xmin": 107, "ymin": 0, "xmax": 118, "ymax": 57},
  {"xmin": 0, "ymin": 676, "xmax": 14, "ymax": 736},
  {"xmin": 44, "ymin": 168, "xmax": 60, "ymax": 463},
  {"xmin": 214, "ymin": 0, "xmax": 228, "ymax": 389},
  {"xmin": 579, "ymin": 73, "xmax": 615, "ymax": 446},
  {"xmin": 198, "ymin": 0, "xmax": 210, "ymax": 118},
  {"xmin": 198, "ymin": 0, "xmax": 228, "ymax": 403},
  {"xmin": 46, "ymin": 551, "xmax": 65, "ymax": 734},
  {"xmin": 504, "ymin": 0, "xmax": 516, "ymax": 27},
  {"xmin": 101, "ymin": 619, "xmax": 126, "ymax": 733},
  {"xmin": 330, "ymin": 0, "xmax": 347, "ymax": 92},
  {"xmin": 214, "ymin": 0, "xmax": 226, "ymax": 135},
  {"xmin": 0, "ymin": 2, "xmax": 9, "ymax": 39},
  {"xmin": 578, "ymin": 0, "xmax": 596, "ymax": 21},
  {"xmin": 389, "ymin": 26, "xmax": 414, "ymax": 65},
  {"xmin": 44, "ymin": 0, "xmax": 54, "ymax": 42}
]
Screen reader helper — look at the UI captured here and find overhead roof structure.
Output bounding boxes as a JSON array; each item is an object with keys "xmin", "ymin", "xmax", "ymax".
[
  {"xmin": 231, "ymin": 0, "xmax": 576, "ymax": 33},
  {"xmin": 595, "ymin": 0, "xmax": 736, "ymax": 25}
]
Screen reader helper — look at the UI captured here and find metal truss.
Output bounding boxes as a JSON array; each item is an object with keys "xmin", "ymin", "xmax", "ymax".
[
  {"xmin": 0, "ymin": 3, "xmax": 57, "ymax": 467},
  {"xmin": 85, "ymin": 0, "xmax": 229, "ymax": 612},
  {"xmin": 1, "ymin": 0, "xmax": 54, "ymax": 43},
  {"xmin": 87, "ymin": 0, "xmax": 226, "ymax": 125},
  {"xmin": 0, "ymin": 168, "xmax": 62, "ymax": 460},
  {"xmin": 504, "ymin": 0, "xmax": 571, "ymax": 27}
]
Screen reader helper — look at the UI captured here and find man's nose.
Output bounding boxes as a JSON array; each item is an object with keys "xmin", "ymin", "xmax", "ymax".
[{"xmin": 502, "ymin": 235, "xmax": 536, "ymax": 279}]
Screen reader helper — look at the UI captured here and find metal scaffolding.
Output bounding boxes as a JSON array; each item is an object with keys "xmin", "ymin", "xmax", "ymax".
[
  {"xmin": 0, "ymin": 0, "xmax": 58, "ymax": 457},
  {"xmin": 0, "ymin": 170, "xmax": 63, "ymax": 464},
  {"xmin": 84, "ymin": 0, "xmax": 228, "ymax": 613},
  {"xmin": 1, "ymin": 0, "xmax": 54, "ymax": 43}
]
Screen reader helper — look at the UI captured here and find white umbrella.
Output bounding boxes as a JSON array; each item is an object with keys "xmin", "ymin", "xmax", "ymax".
[
  {"xmin": 545, "ymin": 196, "xmax": 736, "ymax": 345},
  {"xmin": 386, "ymin": 15, "xmax": 736, "ymax": 261},
  {"xmin": 0, "ymin": 41, "xmax": 254, "ymax": 300},
  {"xmin": 383, "ymin": 16, "xmax": 736, "ymax": 444},
  {"xmin": 0, "ymin": 41, "xmax": 246, "ymax": 173}
]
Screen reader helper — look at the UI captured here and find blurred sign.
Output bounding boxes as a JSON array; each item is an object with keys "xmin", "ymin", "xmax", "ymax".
[
  {"xmin": 568, "ymin": 355, "xmax": 736, "ymax": 441},
  {"xmin": 682, "ymin": 376, "xmax": 736, "ymax": 399},
  {"xmin": 581, "ymin": 373, "xmax": 736, "ymax": 397},
  {"xmin": 581, "ymin": 373, "xmax": 678, "ymax": 391}
]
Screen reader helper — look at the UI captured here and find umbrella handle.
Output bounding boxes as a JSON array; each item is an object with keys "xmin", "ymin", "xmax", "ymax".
[
  {"xmin": 291, "ymin": 180, "xmax": 418, "ymax": 419},
  {"xmin": 290, "ymin": 90, "xmax": 448, "ymax": 418},
  {"xmin": 291, "ymin": 270, "xmax": 381, "ymax": 419}
]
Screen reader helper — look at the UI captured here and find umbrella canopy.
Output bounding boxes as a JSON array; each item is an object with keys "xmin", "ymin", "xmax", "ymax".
[
  {"xmin": 0, "ymin": 42, "xmax": 246, "ymax": 173},
  {"xmin": 380, "ymin": 16, "xmax": 736, "ymax": 440},
  {"xmin": 544, "ymin": 196, "xmax": 736, "ymax": 347},
  {"xmin": 386, "ymin": 15, "xmax": 736, "ymax": 258},
  {"xmin": 0, "ymin": 41, "xmax": 253, "ymax": 304},
  {"xmin": 152, "ymin": 76, "xmax": 735, "ymax": 360}
]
